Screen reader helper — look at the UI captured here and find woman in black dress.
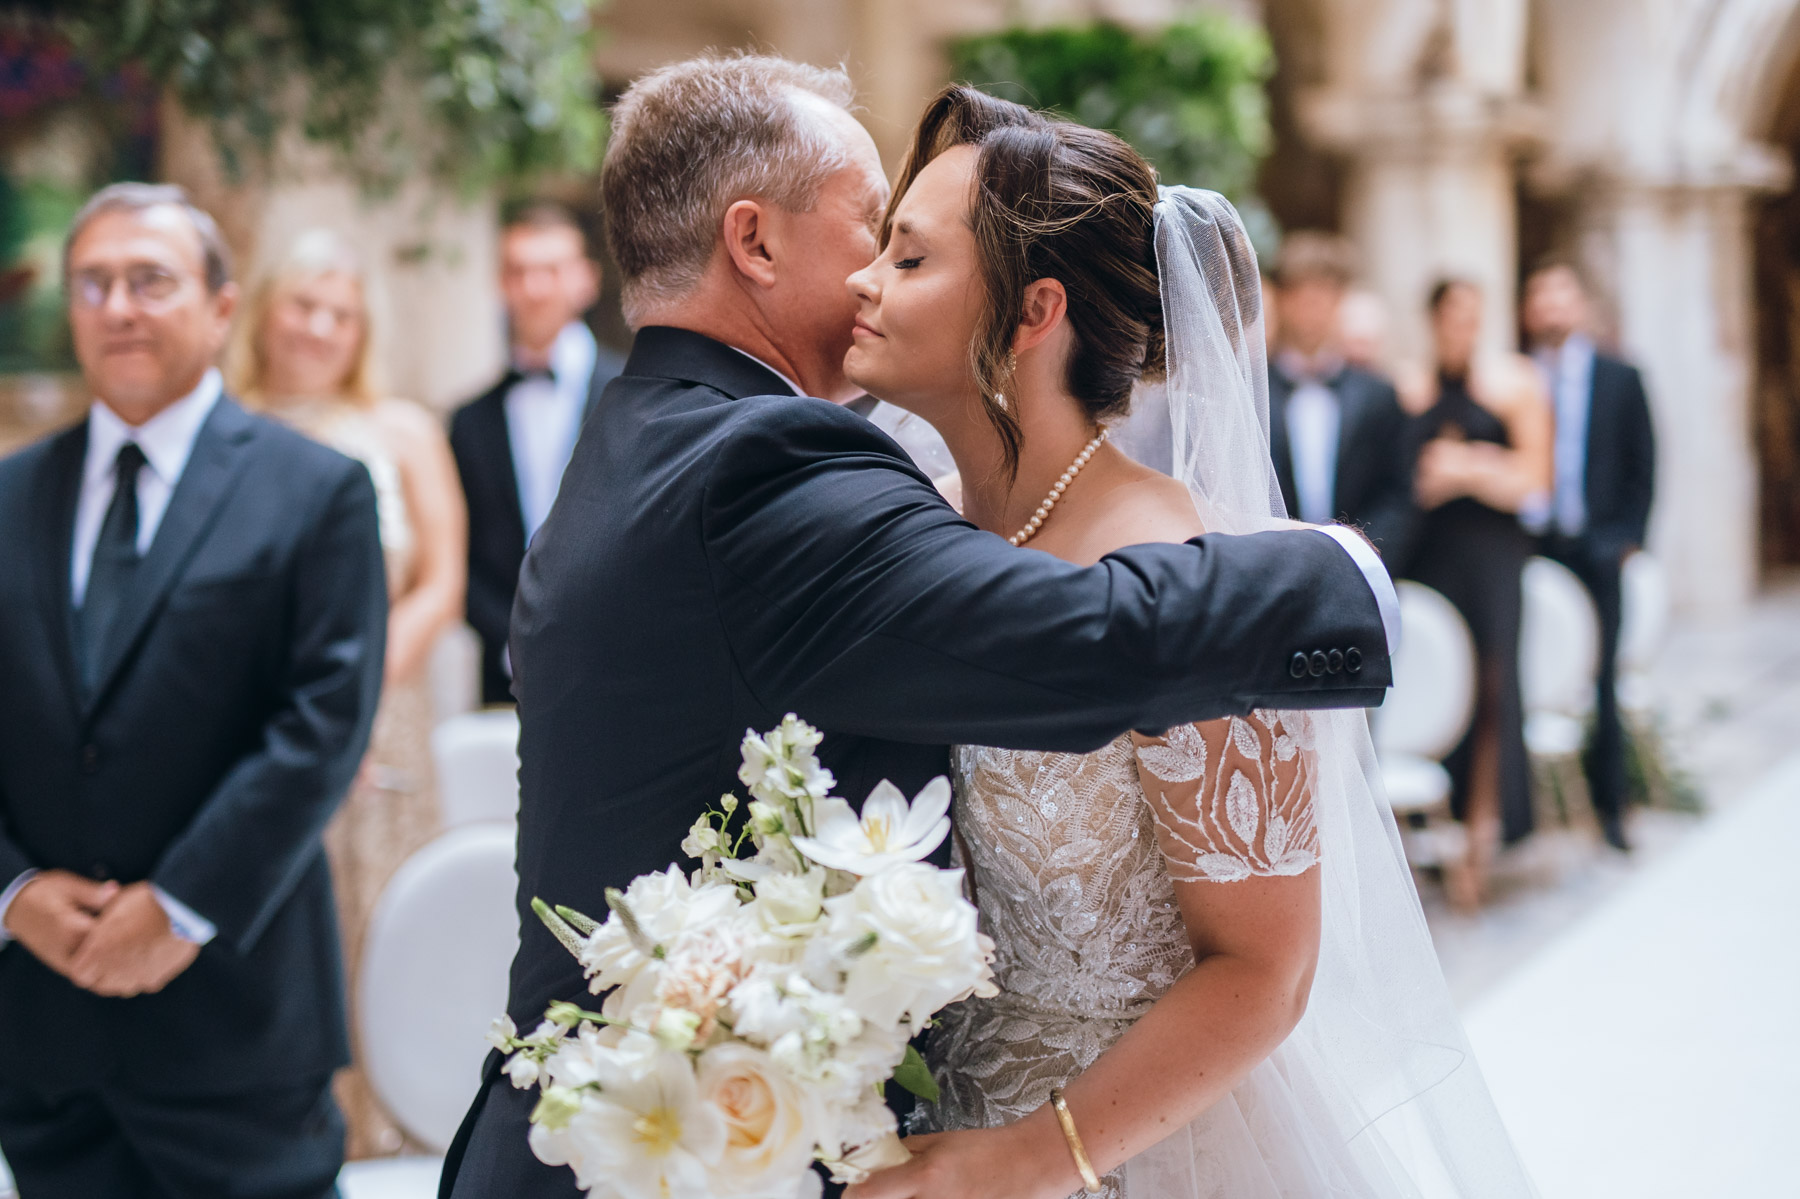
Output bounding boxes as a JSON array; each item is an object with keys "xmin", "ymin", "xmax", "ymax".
[{"xmin": 1400, "ymin": 279, "xmax": 1552, "ymax": 909}]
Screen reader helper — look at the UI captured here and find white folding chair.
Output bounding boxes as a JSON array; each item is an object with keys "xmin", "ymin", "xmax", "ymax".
[
  {"xmin": 338, "ymin": 824, "xmax": 519, "ymax": 1195},
  {"xmin": 1371, "ymin": 582, "xmax": 1477, "ymax": 866},
  {"xmin": 1521, "ymin": 556, "xmax": 1602, "ymax": 826},
  {"xmin": 1617, "ymin": 551, "xmax": 1670, "ymax": 715},
  {"xmin": 431, "ymin": 709, "xmax": 521, "ymax": 828}
]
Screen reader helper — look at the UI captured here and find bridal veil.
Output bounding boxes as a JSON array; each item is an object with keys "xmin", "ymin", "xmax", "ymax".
[{"xmin": 1117, "ymin": 187, "xmax": 1539, "ymax": 1199}]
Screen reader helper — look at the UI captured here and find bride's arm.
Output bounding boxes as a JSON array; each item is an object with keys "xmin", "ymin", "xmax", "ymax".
[{"xmin": 847, "ymin": 715, "xmax": 1322, "ymax": 1199}]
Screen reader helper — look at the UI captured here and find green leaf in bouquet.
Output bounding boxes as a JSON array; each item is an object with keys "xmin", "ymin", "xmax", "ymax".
[{"xmin": 892, "ymin": 1044, "xmax": 940, "ymax": 1103}]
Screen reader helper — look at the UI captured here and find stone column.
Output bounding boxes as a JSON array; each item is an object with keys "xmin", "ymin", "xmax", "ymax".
[
  {"xmin": 1303, "ymin": 85, "xmax": 1540, "ymax": 364},
  {"xmin": 1570, "ymin": 180, "xmax": 1763, "ymax": 614}
]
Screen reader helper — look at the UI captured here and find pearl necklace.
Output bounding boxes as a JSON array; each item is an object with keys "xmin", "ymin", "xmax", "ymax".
[{"xmin": 1008, "ymin": 429, "xmax": 1107, "ymax": 547}]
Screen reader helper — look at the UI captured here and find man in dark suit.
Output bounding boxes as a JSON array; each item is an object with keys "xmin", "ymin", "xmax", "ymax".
[
  {"xmin": 0, "ymin": 183, "xmax": 387, "ymax": 1195},
  {"xmin": 1266, "ymin": 232, "xmax": 1418, "ymax": 571},
  {"xmin": 1523, "ymin": 259, "xmax": 1656, "ymax": 850},
  {"xmin": 441, "ymin": 55, "xmax": 1398, "ymax": 1198},
  {"xmin": 450, "ymin": 202, "xmax": 627, "ymax": 705}
]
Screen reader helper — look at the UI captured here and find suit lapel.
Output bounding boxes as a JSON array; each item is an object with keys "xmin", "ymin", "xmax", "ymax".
[
  {"xmin": 34, "ymin": 424, "xmax": 87, "ymax": 721},
  {"xmin": 84, "ymin": 398, "xmax": 257, "ymax": 714},
  {"xmin": 479, "ymin": 389, "xmax": 529, "ymax": 546}
]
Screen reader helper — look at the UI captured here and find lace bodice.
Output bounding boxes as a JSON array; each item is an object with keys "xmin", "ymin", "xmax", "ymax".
[{"xmin": 918, "ymin": 713, "xmax": 1317, "ymax": 1191}]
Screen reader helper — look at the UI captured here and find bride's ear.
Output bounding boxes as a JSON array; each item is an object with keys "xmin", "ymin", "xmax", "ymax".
[
  {"xmin": 722, "ymin": 199, "xmax": 780, "ymax": 289},
  {"xmin": 1013, "ymin": 277, "xmax": 1068, "ymax": 354}
]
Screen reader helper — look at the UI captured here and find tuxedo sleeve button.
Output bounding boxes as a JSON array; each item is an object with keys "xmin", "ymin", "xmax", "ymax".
[
  {"xmin": 1308, "ymin": 650, "xmax": 1329, "ymax": 678},
  {"xmin": 1346, "ymin": 646, "xmax": 1363, "ymax": 674},
  {"xmin": 1327, "ymin": 649, "xmax": 1344, "ymax": 674},
  {"xmin": 1289, "ymin": 652, "xmax": 1309, "ymax": 679},
  {"xmin": 80, "ymin": 744, "xmax": 101, "ymax": 775}
]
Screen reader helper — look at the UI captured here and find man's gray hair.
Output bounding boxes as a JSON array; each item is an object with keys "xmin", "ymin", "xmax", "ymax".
[
  {"xmin": 64, "ymin": 182, "xmax": 233, "ymax": 294},
  {"xmin": 601, "ymin": 53, "xmax": 857, "ymax": 325}
]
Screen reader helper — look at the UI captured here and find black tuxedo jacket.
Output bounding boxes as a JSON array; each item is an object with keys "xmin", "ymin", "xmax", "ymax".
[
  {"xmin": 441, "ymin": 326, "xmax": 1391, "ymax": 1194},
  {"xmin": 1268, "ymin": 363, "xmax": 1418, "ymax": 572},
  {"xmin": 449, "ymin": 346, "xmax": 627, "ymax": 704},
  {"xmin": 0, "ymin": 396, "xmax": 387, "ymax": 1094},
  {"xmin": 1576, "ymin": 353, "xmax": 1656, "ymax": 563}
]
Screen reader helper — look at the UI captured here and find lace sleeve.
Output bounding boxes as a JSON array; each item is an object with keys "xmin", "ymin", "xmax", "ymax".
[{"xmin": 1131, "ymin": 711, "xmax": 1319, "ymax": 883}]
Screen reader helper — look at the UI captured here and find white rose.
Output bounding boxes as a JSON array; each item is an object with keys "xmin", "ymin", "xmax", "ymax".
[
  {"xmin": 750, "ymin": 869, "xmax": 826, "ymax": 935},
  {"xmin": 698, "ymin": 1043, "xmax": 820, "ymax": 1197},
  {"xmin": 823, "ymin": 863, "xmax": 997, "ymax": 1030}
]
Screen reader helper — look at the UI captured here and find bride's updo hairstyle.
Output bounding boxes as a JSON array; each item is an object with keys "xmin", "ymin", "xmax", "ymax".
[{"xmin": 886, "ymin": 85, "xmax": 1164, "ymax": 476}]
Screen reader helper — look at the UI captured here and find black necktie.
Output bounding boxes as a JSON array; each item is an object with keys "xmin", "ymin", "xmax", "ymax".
[{"xmin": 78, "ymin": 442, "xmax": 147, "ymax": 694}]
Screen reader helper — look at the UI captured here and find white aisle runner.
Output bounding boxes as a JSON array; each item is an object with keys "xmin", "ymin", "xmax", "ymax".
[{"xmin": 1463, "ymin": 753, "xmax": 1800, "ymax": 1198}]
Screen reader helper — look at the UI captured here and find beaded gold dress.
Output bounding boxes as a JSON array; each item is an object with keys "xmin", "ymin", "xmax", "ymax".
[
  {"xmin": 918, "ymin": 712, "xmax": 1406, "ymax": 1197},
  {"xmin": 273, "ymin": 397, "xmax": 443, "ymax": 1158}
]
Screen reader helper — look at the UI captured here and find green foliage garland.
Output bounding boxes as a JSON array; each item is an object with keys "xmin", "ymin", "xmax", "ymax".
[
  {"xmin": 48, "ymin": 0, "xmax": 605, "ymax": 191},
  {"xmin": 949, "ymin": 15, "xmax": 1273, "ymax": 229}
]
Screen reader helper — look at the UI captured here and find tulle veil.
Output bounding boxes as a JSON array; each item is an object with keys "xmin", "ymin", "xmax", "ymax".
[{"xmin": 1113, "ymin": 187, "xmax": 1539, "ymax": 1198}]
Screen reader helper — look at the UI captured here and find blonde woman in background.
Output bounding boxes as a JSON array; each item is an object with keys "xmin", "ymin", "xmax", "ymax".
[{"xmin": 226, "ymin": 229, "xmax": 467, "ymax": 1158}]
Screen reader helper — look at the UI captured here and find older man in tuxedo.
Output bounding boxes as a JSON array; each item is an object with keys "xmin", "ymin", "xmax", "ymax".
[
  {"xmin": 1266, "ymin": 233, "xmax": 1418, "ymax": 571},
  {"xmin": 0, "ymin": 184, "xmax": 387, "ymax": 1196},
  {"xmin": 440, "ymin": 55, "xmax": 1399, "ymax": 1198},
  {"xmin": 450, "ymin": 202, "xmax": 627, "ymax": 705},
  {"xmin": 1522, "ymin": 259, "xmax": 1656, "ymax": 850}
]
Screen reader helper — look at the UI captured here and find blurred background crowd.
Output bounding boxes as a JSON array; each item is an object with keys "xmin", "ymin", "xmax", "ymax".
[{"xmin": 1, "ymin": 2, "xmax": 1796, "ymax": 1197}]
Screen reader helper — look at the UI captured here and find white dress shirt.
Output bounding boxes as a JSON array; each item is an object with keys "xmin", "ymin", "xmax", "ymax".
[
  {"xmin": 1286, "ymin": 380, "xmax": 1341, "ymax": 526},
  {"xmin": 0, "ymin": 369, "xmax": 223, "ymax": 949},
  {"xmin": 1534, "ymin": 333, "xmax": 1595, "ymax": 536},
  {"xmin": 506, "ymin": 321, "xmax": 598, "ymax": 541},
  {"xmin": 71, "ymin": 369, "xmax": 222, "ymax": 604}
]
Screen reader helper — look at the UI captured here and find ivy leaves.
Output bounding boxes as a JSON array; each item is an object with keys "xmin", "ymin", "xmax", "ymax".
[
  {"xmin": 54, "ymin": 0, "xmax": 604, "ymax": 192},
  {"xmin": 949, "ymin": 15, "xmax": 1273, "ymax": 239}
]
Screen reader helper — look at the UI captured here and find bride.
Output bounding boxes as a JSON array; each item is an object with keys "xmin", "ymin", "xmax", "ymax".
[{"xmin": 841, "ymin": 87, "xmax": 1536, "ymax": 1199}]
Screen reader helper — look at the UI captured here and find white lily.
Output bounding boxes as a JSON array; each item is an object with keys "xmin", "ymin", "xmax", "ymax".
[{"xmin": 789, "ymin": 777, "xmax": 951, "ymax": 875}]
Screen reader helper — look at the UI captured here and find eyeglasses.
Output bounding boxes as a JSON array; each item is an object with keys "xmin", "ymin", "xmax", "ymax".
[{"xmin": 69, "ymin": 265, "xmax": 187, "ymax": 310}]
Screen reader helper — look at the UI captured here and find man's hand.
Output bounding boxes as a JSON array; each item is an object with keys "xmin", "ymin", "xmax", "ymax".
[
  {"xmin": 66, "ymin": 881, "xmax": 201, "ymax": 998},
  {"xmin": 2, "ymin": 870, "xmax": 119, "ymax": 979}
]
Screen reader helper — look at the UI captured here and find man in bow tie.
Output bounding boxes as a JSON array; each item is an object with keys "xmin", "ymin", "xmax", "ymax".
[
  {"xmin": 1265, "ymin": 232, "xmax": 1418, "ymax": 573},
  {"xmin": 450, "ymin": 202, "xmax": 628, "ymax": 705}
]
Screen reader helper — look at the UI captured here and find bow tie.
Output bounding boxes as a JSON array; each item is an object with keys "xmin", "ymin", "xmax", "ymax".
[{"xmin": 504, "ymin": 365, "xmax": 556, "ymax": 389}]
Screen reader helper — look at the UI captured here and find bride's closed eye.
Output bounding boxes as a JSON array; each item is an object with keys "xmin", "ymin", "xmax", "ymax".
[{"xmin": 894, "ymin": 256, "xmax": 924, "ymax": 270}]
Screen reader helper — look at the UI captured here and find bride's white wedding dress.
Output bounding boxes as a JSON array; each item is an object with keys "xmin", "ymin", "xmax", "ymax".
[
  {"xmin": 908, "ymin": 187, "xmax": 1533, "ymax": 1198},
  {"xmin": 917, "ymin": 714, "xmax": 1404, "ymax": 1197}
]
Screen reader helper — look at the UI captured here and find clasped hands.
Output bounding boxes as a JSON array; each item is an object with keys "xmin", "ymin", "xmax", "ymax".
[
  {"xmin": 3, "ymin": 870, "xmax": 200, "ymax": 997},
  {"xmin": 1415, "ymin": 436, "xmax": 1503, "ymax": 509}
]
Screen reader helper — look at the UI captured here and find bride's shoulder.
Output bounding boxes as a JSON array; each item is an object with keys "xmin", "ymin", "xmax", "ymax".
[{"xmin": 1079, "ymin": 457, "xmax": 1206, "ymax": 553}]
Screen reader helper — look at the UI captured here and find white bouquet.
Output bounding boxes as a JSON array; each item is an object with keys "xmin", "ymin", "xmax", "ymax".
[{"xmin": 490, "ymin": 714, "xmax": 997, "ymax": 1199}]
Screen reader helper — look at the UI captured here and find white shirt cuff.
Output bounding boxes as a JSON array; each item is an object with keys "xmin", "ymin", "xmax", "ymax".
[
  {"xmin": 0, "ymin": 869, "xmax": 39, "ymax": 945},
  {"xmin": 1313, "ymin": 525, "xmax": 1401, "ymax": 655},
  {"xmin": 151, "ymin": 885, "xmax": 217, "ymax": 946}
]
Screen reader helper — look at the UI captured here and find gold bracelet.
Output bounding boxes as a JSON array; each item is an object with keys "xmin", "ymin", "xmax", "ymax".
[{"xmin": 1048, "ymin": 1087, "xmax": 1104, "ymax": 1193}]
